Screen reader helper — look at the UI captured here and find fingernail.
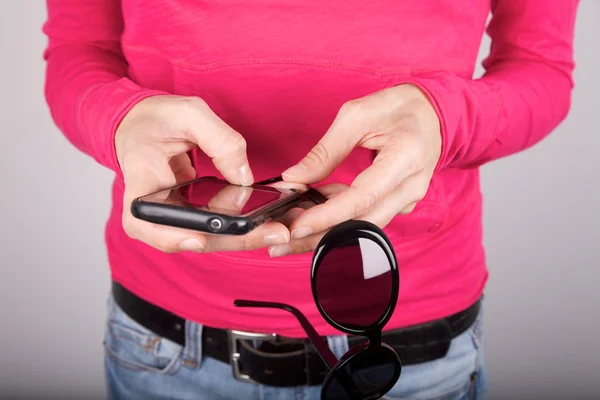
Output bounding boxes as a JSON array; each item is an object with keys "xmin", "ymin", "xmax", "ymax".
[
  {"xmin": 264, "ymin": 232, "xmax": 289, "ymax": 246},
  {"xmin": 291, "ymin": 227, "xmax": 312, "ymax": 240},
  {"xmin": 282, "ymin": 164, "xmax": 306, "ymax": 180},
  {"xmin": 237, "ymin": 165, "xmax": 253, "ymax": 186},
  {"xmin": 234, "ymin": 187, "xmax": 250, "ymax": 208},
  {"xmin": 179, "ymin": 238, "xmax": 203, "ymax": 252},
  {"xmin": 269, "ymin": 244, "xmax": 291, "ymax": 258}
]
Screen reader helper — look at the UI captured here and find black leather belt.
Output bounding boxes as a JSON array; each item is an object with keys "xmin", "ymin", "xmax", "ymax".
[{"xmin": 112, "ymin": 281, "xmax": 481, "ymax": 387}]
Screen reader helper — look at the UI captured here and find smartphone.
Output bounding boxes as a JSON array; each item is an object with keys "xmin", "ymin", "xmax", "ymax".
[{"xmin": 131, "ymin": 176, "xmax": 305, "ymax": 235}]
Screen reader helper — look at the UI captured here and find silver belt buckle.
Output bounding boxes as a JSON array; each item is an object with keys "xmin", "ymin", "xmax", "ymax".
[{"xmin": 228, "ymin": 330, "xmax": 277, "ymax": 383}]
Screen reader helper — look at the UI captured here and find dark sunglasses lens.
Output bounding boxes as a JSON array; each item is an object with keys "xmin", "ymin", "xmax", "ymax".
[
  {"xmin": 315, "ymin": 237, "xmax": 393, "ymax": 328},
  {"xmin": 322, "ymin": 347, "xmax": 400, "ymax": 400}
]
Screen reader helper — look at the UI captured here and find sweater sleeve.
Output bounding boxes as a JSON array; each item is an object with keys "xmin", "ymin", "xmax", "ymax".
[
  {"xmin": 409, "ymin": 0, "xmax": 579, "ymax": 170},
  {"xmin": 42, "ymin": 0, "xmax": 168, "ymax": 173}
]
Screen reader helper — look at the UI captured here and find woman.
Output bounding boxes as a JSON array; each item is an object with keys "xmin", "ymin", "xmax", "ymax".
[{"xmin": 43, "ymin": 0, "xmax": 578, "ymax": 399}]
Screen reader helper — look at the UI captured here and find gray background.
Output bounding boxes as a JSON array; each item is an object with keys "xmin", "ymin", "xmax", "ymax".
[{"xmin": 1, "ymin": 2, "xmax": 598, "ymax": 399}]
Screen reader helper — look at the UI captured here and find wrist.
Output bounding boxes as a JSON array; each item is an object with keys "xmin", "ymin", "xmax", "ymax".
[{"xmin": 400, "ymin": 77, "xmax": 448, "ymax": 174}]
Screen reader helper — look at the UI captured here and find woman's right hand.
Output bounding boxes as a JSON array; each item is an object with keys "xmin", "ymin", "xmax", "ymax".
[{"xmin": 115, "ymin": 95, "xmax": 292, "ymax": 254}]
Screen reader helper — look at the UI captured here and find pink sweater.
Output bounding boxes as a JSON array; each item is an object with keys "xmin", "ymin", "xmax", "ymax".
[{"xmin": 43, "ymin": 0, "xmax": 578, "ymax": 337}]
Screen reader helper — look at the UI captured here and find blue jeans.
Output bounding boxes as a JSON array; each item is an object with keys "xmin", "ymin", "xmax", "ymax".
[{"xmin": 104, "ymin": 295, "xmax": 487, "ymax": 400}]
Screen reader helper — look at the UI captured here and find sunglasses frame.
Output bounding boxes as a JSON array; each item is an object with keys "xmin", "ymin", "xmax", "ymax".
[
  {"xmin": 235, "ymin": 177, "xmax": 402, "ymax": 399},
  {"xmin": 320, "ymin": 341, "xmax": 402, "ymax": 400},
  {"xmin": 311, "ymin": 219, "xmax": 400, "ymax": 338},
  {"xmin": 310, "ymin": 220, "xmax": 402, "ymax": 399}
]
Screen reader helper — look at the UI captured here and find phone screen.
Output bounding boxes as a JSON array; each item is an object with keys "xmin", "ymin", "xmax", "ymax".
[{"xmin": 138, "ymin": 178, "xmax": 297, "ymax": 216}]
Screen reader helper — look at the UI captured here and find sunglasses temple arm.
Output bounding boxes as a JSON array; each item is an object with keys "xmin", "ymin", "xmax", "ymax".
[
  {"xmin": 235, "ymin": 300, "xmax": 382, "ymax": 400},
  {"xmin": 233, "ymin": 300, "xmax": 338, "ymax": 369}
]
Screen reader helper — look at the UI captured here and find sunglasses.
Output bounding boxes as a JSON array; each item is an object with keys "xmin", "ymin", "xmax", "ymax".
[{"xmin": 235, "ymin": 178, "xmax": 402, "ymax": 399}]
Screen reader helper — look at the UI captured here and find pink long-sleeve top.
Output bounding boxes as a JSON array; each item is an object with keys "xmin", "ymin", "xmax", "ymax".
[{"xmin": 43, "ymin": 0, "xmax": 578, "ymax": 337}]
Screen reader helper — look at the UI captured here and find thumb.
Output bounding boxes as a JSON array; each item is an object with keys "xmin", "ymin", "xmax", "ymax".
[{"xmin": 281, "ymin": 107, "xmax": 364, "ymax": 184}]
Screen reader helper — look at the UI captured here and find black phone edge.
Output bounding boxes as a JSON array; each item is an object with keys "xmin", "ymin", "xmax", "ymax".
[{"xmin": 131, "ymin": 190, "xmax": 304, "ymax": 236}]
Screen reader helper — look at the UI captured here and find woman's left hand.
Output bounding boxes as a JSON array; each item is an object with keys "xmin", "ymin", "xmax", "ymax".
[{"xmin": 270, "ymin": 84, "xmax": 442, "ymax": 257}]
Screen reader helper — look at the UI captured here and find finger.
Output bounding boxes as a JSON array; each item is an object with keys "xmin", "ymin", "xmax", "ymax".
[
  {"xmin": 313, "ymin": 183, "xmax": 349, "ymax": 198},
  {"xmin": 276, "ymin": 207, "xmax": 306, "ymax": 227},
  {"xmin": 124, "ymin": 210, "xmax": 209, "ymax": 253},
  {"xmin": 266, "ymin": 181, "xmax": 314, "ymax": 208},
  {"xmin": 281, "ymin": 101, "xmax": 368, "ymax": 184},
  {"xmin": 268, "ymin": 181, "xmax": 309, "ymax": 192},
  {"xmin": 207, "ymin": 184, "xmax": 252, "ymax": 214},
  {"xmin": 268, "ymin": 231, "xmax": 327, "ymax": 258},
  {"xmin": 299, "ymin": 183, "xmax": 348, "ymax": 208},
  {"xmin": 269, "ymin": 182, "xmax": 346, "ymax": 209},
  {"xmin": 286, "ymin": 169, "xmax": 393, "ymax": 239},
  {"xmin": 351, "ymin": 137, "xmax": 426, "ymax": 198},
  {"xmin": 399, "ymin": 202, "xmax": 417, "ymax": 214},
  {"xmin": 203, "ymin": 221, "xmax": 291, "ymax": 252},
  {"xmin": 179, "ymin": 98, "xmax": 254, "ymax": 186},
  {"xmin": 359, "ymin": 175, "xmax": 428, "ymax": 227},
  {"xmin": 287, "ymin": 145, "xmax": 422, "ymax": 237},
  {"xmin": 296, "ymin": 199, "xmax": 319, "ymax": 210}
]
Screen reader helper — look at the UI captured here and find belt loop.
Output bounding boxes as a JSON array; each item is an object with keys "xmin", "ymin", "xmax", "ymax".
[
  {"xmin": 196, "ymin": 323, "xmax": 204, "ymax": 366},
  {"xmin": 182, "ymin": 320, "xmax": 203, "ymax": 369},
  {"xmin": 327, "ymin": 335, "xmax": 349, "ymax": 359}
]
